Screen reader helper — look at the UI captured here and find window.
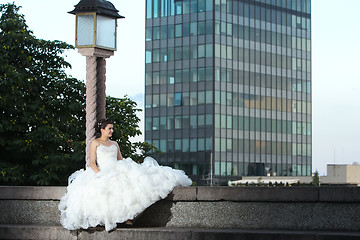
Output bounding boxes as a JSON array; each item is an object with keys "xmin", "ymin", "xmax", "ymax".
[
  {"xmin": 145, "ymin": 118, "xmax": 152, "ymax": 131},
  {"xmin": 153, "ymin": 0, "xmax": 160, "ymax": 18},
  {"xmin": 175, "ymin": 24, "xmax": 182, "ymax": 37},
  {"xmin": 145, "ymin": 50, "xmax": 152, "ymax": 63},
  {"xmin": 152, "ymin": 49, "xmax": 160, "ymax": 62},
  {"xmin": 190, "ymin": 92, "xmax": 197, "ymax": 105},
  {"xmin": 145, "ymin": 27, "xmax": 152, "ymax": 41},
  {"xmin": 153, "ymin": 26, "xmax": 160, "ymax": 40},
  {"xmin": 160, "ymin": 116, "xmax": 166, "ymax": 130},
  {"xmin": 146, "ymin": 0, "xmax": 152, "ymax": 19},
  {"xmin": 190, "ymin": 139, "xmax": 197, "ymax": 152},
  {"xmin": 175, "ymin": 0, "xmax": 182, "ymax": 14},
  {"xmin": 190, "ymin": 115, "xmax": 197, "ymax": 128},
  {"xmin": 167, "ymin": 116, "xmax": 174, "ymax": 130},
  {"xmin": 182, "ymin": 139, "xmax": 189, "ymax": 152},
  {"xmin": 198, "ymin": 21, "xmax": 205, "ymax": 35},
  {"xmin": 198, "ymin": 68, "xmax": 205, "ymax": 81},
  {"xmin": 145, "ymin": 95, "xmax": 152, "ymax": 108},
  {"xmin": 190, "ymin": 22, "xmax": 197, "ymax": 36},
  {"xmin": 206, "ymin": 44, "xmax": 213, "ymax": 57},
  {"xmin": 152, "ymin": 117, "xmax": 159, "ymax": 130},
  {"xmin": 160, "ymin": 25, "xmax": 167, "ymax": 39},
  {"xmin": 174, "ymin": 92, "xmax": 182, "ymax": 106},
  {"xmin": 198, "ymin": 44, "xmax": 205, "ymax": 58},
  {"xmin": 175, "ymin": 116, "xmax": 182, "ymax": 129}
]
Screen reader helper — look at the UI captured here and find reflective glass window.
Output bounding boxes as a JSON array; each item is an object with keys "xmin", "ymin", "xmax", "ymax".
[
  {"xmin": 190, "ymin": 68, "xmax": 197, "ymax": 82},
  {"xmin": 175, "ymin": 24, "xmax": 182, "ymax": 37},
  {"xmin": 190, "ymin": 92, "xmax": 197, "ymax": 105},
  {"xmin": 167, "ymin": 116, "xmax": 174, "ymax": 130},
  {"xmin": 183, "ymin": 0, "xmax": 190, "ymax": 14},
  {"xmin": 153, "ymin": 72, "xmax": 159, "ymax": 84},
  {"xmin": 182, "ymin": 139, "xmax": 189, "ymax": 152},
  {"xmin": 154, "ymin": 0, "xmax": 160, "ymax": 18},
  {"xmin": 152, "ymin": 49, "xmax": 160, "ymax": 62},
  {"xmin": 145, "ymin": 117, "xmax": 152, "ymax": 131},
  {"xmin": 145, "ymin": 27, "xmax": 152, "ymax": 41},
  {"xmin": 199, "ymin": 0, "xmax": 205, "ymax": 12},
  {"xmin": 145, "ymin": 72, "xmax": 152, "ymax": 85},
  {"xmin": 198, "ymin": 138, "xmax": 205, "ymax": 151},
  {"xmin": 198, "ymin": 44, "xmax": 205, "ymax": 58},
  {"xmin": 183, "ymin": 22, "xmax": 190, "ymax": 37},
  {"xmin": 175, "ymin": 0, "xmax": 182, "ymax": 14},
  {"xmin": 152, "ymin": 116, "xmax": 159, "ymax": 130},
  {"xmin": 190, "ymin": 22, "xmax": 197, "ymax": 36},
  {"xmin": 175, "ymin": 139, "xmax": 181, "ymax": 152},
  {"xmin": 190, "ymin": 0, "xmax": 198, "ymax": 13},
  {"xmin": 190, "ymin": 139, "xmax": 197, "ymax": 152},
  {"xmin": 174, "ymin": 92, "xmax": 182, "ymax": 106},
  {"xmin": 160, "ymin": 116, "xmax": 166, "ymax": 130},
  {"xmin": 190, "ymin": 115, "xmax": 197, "ymax": 128},
  {"xmin": 160, "ymin": 93, "xmax": 167, "ymax": 106},
  {"xmin": 198, "ymin": 68, "xmax": 205, "ymax": 82},
  {"xmin": 206, "ymin": 0, "xmax": 213, "ymax": 11},
  {"xmin": 198, "ymin": 21, "xmax": 206, "ymax": 35},
  {"xmin": 175, "ymin": 116, "xmax": 182, "ymax": 129},
  {"xmin": 198, "ymin": 91, "xmax": 205, "ymax": 104},
  {"xmin": 145, "ymin": 95, "xmax": 152, "ymax": 108},
  {"xmin": 146, "ymin": 0, "xmax": 152, "ymax": 19},
  {"xmin": 206, "ymin": 44, "xmax": 213, "ymax": 57},
  {"xmin": 145, "ymin": 50, "xmax": 152, "ymax": 63},
  {"xmin": 160, "ymin": 25, "xmax": 167, "ymax": 39},
  {"xmin": 168, "ymin": 24, "xmax": 174, "ymax": 38},
  {"xmin": 159, "ymin": 139, "xmax": 166, "ymax": 152}
]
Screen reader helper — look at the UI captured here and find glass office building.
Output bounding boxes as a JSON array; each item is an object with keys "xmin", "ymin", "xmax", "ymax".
[{"xmin": 144, "ymin": 0, "xmax": 311, "ymax": 185}]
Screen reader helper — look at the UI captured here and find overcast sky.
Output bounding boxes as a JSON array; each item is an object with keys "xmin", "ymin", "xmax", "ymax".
[{"xmin": 5, "ymin": 0, "xmax": 360, "ymax": 175}]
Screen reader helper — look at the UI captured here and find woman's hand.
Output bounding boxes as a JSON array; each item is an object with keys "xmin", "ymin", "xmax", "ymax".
[{"xmin": 95, "ymin": 171, "xmax": 103, "ymax": 178}]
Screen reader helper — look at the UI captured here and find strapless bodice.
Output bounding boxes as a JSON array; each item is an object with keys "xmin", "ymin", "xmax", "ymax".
[{"xmin": 96, "ymin": 145, "xmax": 117, "ymax": 170}]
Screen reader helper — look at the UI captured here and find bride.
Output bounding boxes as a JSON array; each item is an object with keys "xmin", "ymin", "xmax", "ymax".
[{"xmin": 58, "ymin": 119, "xmax": 192, "ymax": 231}]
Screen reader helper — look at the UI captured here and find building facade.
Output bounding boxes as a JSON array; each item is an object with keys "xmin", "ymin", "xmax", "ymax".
[{"xmin": 144, "ymin": 0, "xmax": 311, "ymax": 185}]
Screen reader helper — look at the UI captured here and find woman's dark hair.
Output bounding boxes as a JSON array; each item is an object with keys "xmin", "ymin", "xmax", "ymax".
[{"xmin": 95, "ymin": 119, "xmax": 113, "ymax": 138}]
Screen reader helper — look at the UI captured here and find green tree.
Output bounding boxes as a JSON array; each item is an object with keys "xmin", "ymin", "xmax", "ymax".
[
  {"xmin": 0, "ymin": 3, "xmax": 153, "ymax": 186},
  {"xmin": 312, "ymin": 170, "xmax": 320, "ymax": 187},
  {"xmin": 106, "ymin": 96, "xmax": 157, "ymax": 163},
  {"xmin": 0, "ymin": 3, "xmax": 86, "ymax": 185}
]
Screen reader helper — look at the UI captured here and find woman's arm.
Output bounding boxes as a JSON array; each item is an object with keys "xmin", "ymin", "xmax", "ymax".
[
  {"xmin": 114, "ymin": 141, "xmax": 123, "ymax": 160},
  {"xmin": 89, "ymin": 140, "xmax": 100, "ymax": 173}
]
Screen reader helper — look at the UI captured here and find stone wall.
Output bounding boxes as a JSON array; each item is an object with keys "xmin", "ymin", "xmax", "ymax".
[{"xmin": 1, "ymin": 186, "xmax": 360, "ymax": 232}]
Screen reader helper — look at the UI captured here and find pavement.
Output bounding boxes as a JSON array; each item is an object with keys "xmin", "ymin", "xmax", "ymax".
[{"xmin": 1, "ymin": 224, "xmax": 360, "ymax": 240}]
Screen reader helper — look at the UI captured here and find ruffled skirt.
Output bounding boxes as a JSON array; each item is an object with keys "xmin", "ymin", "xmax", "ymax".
[{"xmin": 58, "ymin": 157, "xmax": 192, "ymax": 231}]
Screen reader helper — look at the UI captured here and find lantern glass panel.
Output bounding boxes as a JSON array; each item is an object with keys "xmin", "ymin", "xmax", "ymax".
[
  {"xmin": 77, "ymin": 14, "xmax": 94, "ymax": 46},
  {"xmin": 96, "ymin": 15, "xmax": 116, "ymax": 50}
]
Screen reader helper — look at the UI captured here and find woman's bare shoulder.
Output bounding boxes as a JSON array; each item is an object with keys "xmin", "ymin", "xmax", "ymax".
[
  {"xmin": 90, "ymin": 138, "xmax": 101, "ymax": 147},
  {"xmin": 110, "ymin": 140, "xmax": 119, "ymax": 146}
]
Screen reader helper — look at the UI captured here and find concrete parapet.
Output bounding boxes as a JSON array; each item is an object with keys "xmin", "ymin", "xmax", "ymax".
[{"xmin": 1, "ymin": 186, "xmax": 360, "ymax": 232}]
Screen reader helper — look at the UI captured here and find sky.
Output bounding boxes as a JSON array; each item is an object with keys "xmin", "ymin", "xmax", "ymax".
[{"xmin": 3, "ymin": 0, "xmax": 360, "ymax": 176}]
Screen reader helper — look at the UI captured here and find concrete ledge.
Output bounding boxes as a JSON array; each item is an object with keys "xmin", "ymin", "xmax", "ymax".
[
  {"xmin": 1, "ymin": 225, "xmax": 360, "ymax": 240},
  {"xmin": 196, "ymin": 186, "xmax": 319, "ymax": 202},
  {"xmin": 2, "ymin": 186, "xmax": 360, "ymax": 202},
  {"xmin": 0, "ymin": 186, "xmax": 66, "ymax": 200},
  {"xmin": 319, "ymin": 187, "xmax": 360, "ymax": 202},
  {"xmin": 1, "ymin": 186, "xmax": 360, "ymax": 232}
]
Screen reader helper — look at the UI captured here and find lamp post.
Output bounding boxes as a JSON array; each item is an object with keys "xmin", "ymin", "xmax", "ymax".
[{"xmin": 69, "ymin": 0, "xmax": 124, "ymax": 167}]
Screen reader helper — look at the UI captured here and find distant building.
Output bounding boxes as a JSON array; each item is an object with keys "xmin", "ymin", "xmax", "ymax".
[
  {"xmin": 229, "ymin": 164, "xmax": 360, "ymax": 186},
  {"xmin": 144, "ymin": 0, "xmax": 312, "ymax": 185},
  {"xmin": 321, "ymin": 164, "xmax": 360, "ymax": 186}
]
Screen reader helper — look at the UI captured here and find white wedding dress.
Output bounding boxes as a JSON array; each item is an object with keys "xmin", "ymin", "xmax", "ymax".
[{"xmin": 58, "ymin": 144, "xmax": 192, "ymax": 231}]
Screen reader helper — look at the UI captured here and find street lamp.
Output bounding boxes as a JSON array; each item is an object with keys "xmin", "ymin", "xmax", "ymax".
[
  {"xmin": 68, "ymin": 0, "xmax": 124, "ymax": 50},
  {"xmin": 68, "ymin": 0, "xmax": 124, "ymax": 167}
]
